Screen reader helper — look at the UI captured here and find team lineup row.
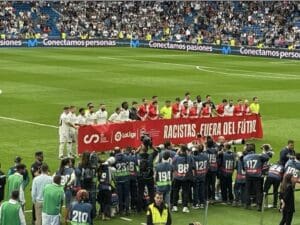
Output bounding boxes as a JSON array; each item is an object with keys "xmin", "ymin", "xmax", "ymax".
[{"xmin": 58, "ymin": 94, "xmax": 260, "ymax": 158}]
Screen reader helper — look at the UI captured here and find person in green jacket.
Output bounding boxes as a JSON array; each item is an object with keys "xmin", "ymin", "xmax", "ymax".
[
  {"xmin": 7, "ymin": 157, "xmax": 30, "ymax": 190},
  {"xmin": 0, "ymin": 190, "xmax": 26, "ymax": 225},
  {"xmin": 42, "ymin": 175, "xmax": 64, "ymax": 225},
  {"xmin": 5, "ymin": 164, "xmax": 26, "ymax": 207}
]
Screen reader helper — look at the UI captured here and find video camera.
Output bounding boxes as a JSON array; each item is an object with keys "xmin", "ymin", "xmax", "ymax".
[
  {"xmin": 141, "ymin": 133, "xmax": 153, "ymax": 149},
  {"xmin": 261, "ymin": 144, "xmax": 274, "ymax": 158},
  {"xmin": 89, "ymin": 152, "xmax": 99, "ymax": 169}
]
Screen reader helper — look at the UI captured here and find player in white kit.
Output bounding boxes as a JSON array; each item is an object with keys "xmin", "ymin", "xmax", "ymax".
[{"xmin": 95, "ymin": 103, "xmax": 108, "ymax": 125}]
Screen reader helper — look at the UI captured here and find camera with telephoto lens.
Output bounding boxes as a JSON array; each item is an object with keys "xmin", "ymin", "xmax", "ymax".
[
  {"xmin": 261, "ymin": 144, "xmax": 274, "ymax": 158},
  {"xmin": 141, "ymin": 133, "xmax": 153, "ymax": 148},
  {"xmin": 89, "ymin": 151, "xmax": 99, "ymax": 169}
]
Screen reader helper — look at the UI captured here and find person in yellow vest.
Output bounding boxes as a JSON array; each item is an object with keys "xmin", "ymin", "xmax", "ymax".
[
  {"xmin": 126, "ymin": 33, "xmax": 132, "ymax": 40},
  {"xmin": 249, "ymin": 96, "xmax": 260, "ymax": 115},
  {"xmin": 147, "ymin": 192, "xmax": 171, "ymax": 225},
  {"xmin": 25, "ymin": 32, "xmax": 30, "ymax": 39},
  {"xmin": 288, "ymin": 43, "xmax": 295, "ymax": 50},
  {"xmin": 146, "ymin": 32, "xmax": 152, "ymax": 41},
  {"xmin": 118, "ymin": 31, "xmax": 124, "ymax": 39},
  {"xmin": 230, "ymin": 38, "xmax": 235, "ymax": 46},
  {"xmin": 215, "ymin": 38, "xmax": 221, "ymax": 45},
  {"xmin": 35, "ymin": 33, "xmax": 41, "ymax": 39},
  {"xmin": 0, "ymin": 33, "xmax": 5, "ymax": 40},
  {"xmin": 163, "ymin": 27, "xmax": 170, "ymax": 36},
  {"xmin": 80, "ymin": 32, "xmax": 88, "ymax": 40},
  {"xmin": 257, "ymin": 42, "xmax": 264, "ymax": 49},
  {"xmin": 197, "ymin": 34, "xmax": 203, "ymax": 44},
  {"xmin": 160, "ymin": 100, "xmax": 172, "ymax": 119},
  {"xmin": 61, "ymin": 32, "xmax": 66, "ymax": 40}
]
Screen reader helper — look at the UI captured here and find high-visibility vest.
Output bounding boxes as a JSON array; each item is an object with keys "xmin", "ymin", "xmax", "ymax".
[
  {"xmin": 230, "ymin": 39, "xmax": 235, "ymax": 46},
  {"xmin": 146, "ymin": 33, "xmax": 152, "ymax": 41},
  {"xmin": 288, "ymin": 44, "xmax": 295, "ymax": 50},
  {"xmin": 35, "ymin": 33, "xmax": 41, "ymax": 39},
  {"xmin": 257, "ymin": 43, "xmax": 264, "ymax": 49},
  {"xmin": 197, "ymin": 36, "xmax": 203, "ymax": 44},
  {"xmin": 61, "ymin": 32, "xmax": 66, "ymax": 39},
  {"xmin": 148, "ymin": 203, "xmax": 168, "ymax": 225}
]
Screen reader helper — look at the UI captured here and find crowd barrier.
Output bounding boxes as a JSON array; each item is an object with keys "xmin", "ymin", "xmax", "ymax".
[{"xmin": 1, "ymin": 38, "xmax": 299, "ymax": 60}]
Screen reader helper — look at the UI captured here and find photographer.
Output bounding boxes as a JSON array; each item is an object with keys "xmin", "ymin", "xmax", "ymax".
[
  {"xmin": 172, "ymin": 145, "xmax": 194, "ymax": 213},
  {"xmin": 125, "ymin": 147, "xmax": 139, "ymax": 211},
  {"xmin": 113, "ymin": 147, "xmax": 130, "ymax": 215},
  {"xmin": 192, "ymin": 144, "xmax": 209, "ymax": 209},
  {"xmin": 76, "ymin": 152, "xmax": 98, "ymax": 217},
  {"xmin": 218, "ymin": 144, "xmax": 235, "ymax": 204},
  {"xmin": 264, "ymin": 161, "xmax": 284, "ymax": 208},
  {"xmin": 206, "ymin": 139, "xmax": 218, "ymax": 202},
  {"xmin": 55, "ymin": 158, "xmax": 75, "ymax": 224},
  {"xmin": 154, "ymin": 151, "xmax": 173, "ymax": 207},
  {"xmin": 284, "ymin": 153, "xmax": 300, "ymax": 176},
  {"xmin": 137, "ymin": 133, "xmax": 158, "ymax": 212},
  {"xmin": 158, "ymin": 141, "xmax": 176, "ymax": 163},
  {"xmin": 98, "ymin": 157, "xmax": 116, "ymax": 220},
  {"xmin": 243, "ymin": 143, "xmax": 270, "ymax": 211},
  {"xmin": 69, "ymin": 189, "xmax": 93, "ymax": 225},
  {"xmin": 233, "ymin": 152, "xmax": 246, "ymax": 206}
]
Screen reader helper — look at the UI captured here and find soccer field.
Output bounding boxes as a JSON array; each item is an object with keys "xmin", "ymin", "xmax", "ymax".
[{"xmin": 0, "ymin": 47, "xmax": 299, "ymax": 225}]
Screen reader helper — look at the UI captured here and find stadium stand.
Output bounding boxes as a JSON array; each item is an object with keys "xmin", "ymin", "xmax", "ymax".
[{"xmin": 0, "ymin": 1, "xmax": 299, "ymax": 48}]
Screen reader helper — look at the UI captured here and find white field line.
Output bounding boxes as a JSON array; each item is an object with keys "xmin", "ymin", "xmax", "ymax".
[
  {"xmin": 0, "ymin": 116, "xmax": 58, "ymax": 129},
  {"xmin": 98, "ymin": 56, "xmax": 193, "ymax": 68},
  {"xmin": 221, "ymin": 68, "xmax": 298, "ymax": 77},
  {"xmin": 269, "ymin": 61, "xmax": 299, "ymax": 65},
  {"xmin": 98, "ymin": 56, "xmax": 298, "ymax": 79},
  {"xmin": 195, "ymin": 66, "xmax": 299, "ymax": 80}
]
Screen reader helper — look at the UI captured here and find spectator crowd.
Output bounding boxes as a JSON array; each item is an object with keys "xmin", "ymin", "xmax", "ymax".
[{"xmin": 0, "ymin": 1, "xmax": 299, "ymax": 48}]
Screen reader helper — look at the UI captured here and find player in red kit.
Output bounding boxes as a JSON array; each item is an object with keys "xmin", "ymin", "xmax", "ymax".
[
  {"xmin": 216, "ymin": 99, "xmax": 227, "ymax": 117},
  {"xmin": 189, "ymin": 102, "xmax": 199, "ymax": 118},
  {"xmin": 138, "ymin": 98, "xmax": 149, "ymax": 121},
  {"xmin": 172, "ymin": 97, "xmax": 181, "ymax": 119},
  {"xmin": 148, "ymin": 101, "xmax": 159, "ymax": 120},
  {"xmin": 234, "ymin": 99, "xmax": 244, "ymax": 116},
  {"xmin": 148, "ymin": 96, "xmax": 158, "ymax": 113},
  {"xmin": 200, "ymin": 102, "xmax": 211, "ymax": 118},
  {"xmin": 180, "ymin": 101, "xmax": 189, "ymax": 118},
  {"xmin": 243, "ymin": 99, "xmax": 251, "ymax": 115}
]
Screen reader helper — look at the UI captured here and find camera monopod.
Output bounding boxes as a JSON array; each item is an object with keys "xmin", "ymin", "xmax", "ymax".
[{"xmin": 203, "ymin": 200, "xmax": 209, "ymax": 225}]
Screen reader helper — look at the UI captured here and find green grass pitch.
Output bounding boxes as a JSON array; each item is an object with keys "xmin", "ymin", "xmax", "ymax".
[{"xmin": 0, "ymin": 47, "xmax": 299, "ymax": 225}]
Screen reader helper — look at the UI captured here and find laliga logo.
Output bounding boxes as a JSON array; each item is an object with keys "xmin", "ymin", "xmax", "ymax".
[
  {"xmin": 114, "ymin": 131, "xmax": 137, "ymax": 142},
  {"xmin": 115, "ymin": 132, "xmax": 122, "ymax": 142},
  {"xmin": 83, "ymin": 134, "xmax": 100, "ymax": 144}
]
